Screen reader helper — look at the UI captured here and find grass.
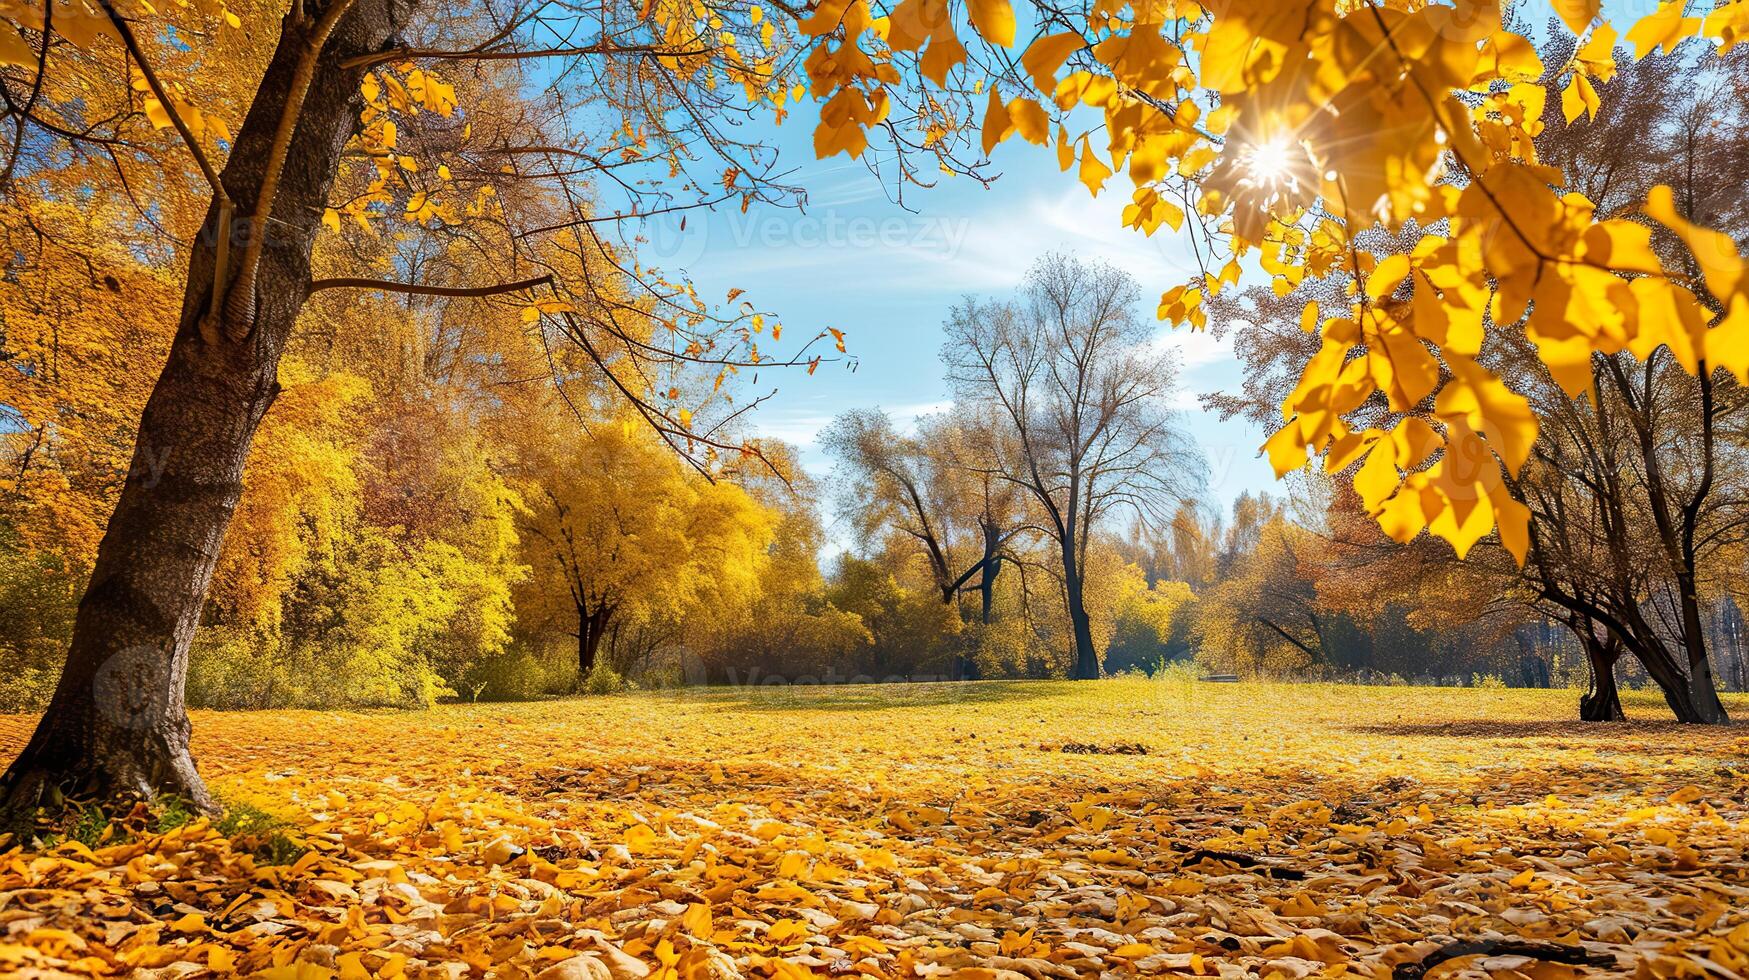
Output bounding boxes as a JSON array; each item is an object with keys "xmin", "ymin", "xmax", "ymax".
[{"xmin": 0, "ymin": 679, "xmax": 1745, "ymax": 977}]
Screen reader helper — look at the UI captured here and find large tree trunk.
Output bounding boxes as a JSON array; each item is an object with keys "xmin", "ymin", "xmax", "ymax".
[
  {"xmin": 0, "ymin": 0, "xmax": 410, "ymax": 819},
  {"xmin": 1726, "ymin": 598, "xmax": 1748, "ymax": 692},
  {"xmin": 978, "ymin": 520, "xmax": 1002, "ymax": 626},
  {"xmin": 1064, "ymin": 566, "xmax": 1099, "ymax": 680},
  {"xmin": 1578, "ymin": 630, "xmax": 1624, "ymax": 722},
  {"xmin": 1627, "ymin": 631, "xmax": 1710, "ymax": 723},
  {"xmin": 1674, "ymin": 588, "xmax": 1730, "ymax": 723},
  {"xmin": 979, "ymin": 558, "xmax": 998, "ymax": 626}
]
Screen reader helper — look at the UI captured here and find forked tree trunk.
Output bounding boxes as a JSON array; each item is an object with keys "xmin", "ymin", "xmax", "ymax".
[
  {"xmin": 577, "ymin": 607, "xmax": 609, "ymax": 683},
  {"xmin": 1578, "ymin": 632, "xmax": 1624, "ymax": 723},
  {"xmin": 0, "ymin": 0, "xmax": 410, "ymax": 819},
  {"xmin": 976, "ymin": 519, "xmax": 1004, "ymax": 627}
]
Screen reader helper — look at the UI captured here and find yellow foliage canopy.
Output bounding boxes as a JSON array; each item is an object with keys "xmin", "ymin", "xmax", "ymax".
[{"xmin": 789, "ymin": 0, "xmax": 1749, "ymax": 564}]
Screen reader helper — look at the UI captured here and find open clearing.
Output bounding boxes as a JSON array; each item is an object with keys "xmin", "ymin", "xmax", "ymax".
[{"xmin": 3, "ymin": 680, "xmax": 1748, "ymax": 979}]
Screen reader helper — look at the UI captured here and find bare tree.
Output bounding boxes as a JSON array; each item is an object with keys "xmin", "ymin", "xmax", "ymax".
[
  {"xmin": 943, "ymin": 254, "xmax": 1201, "ymax": 678},
  {"xmin": 822, "ymin": 407, "xmax": 1027, "ymax": 684}
]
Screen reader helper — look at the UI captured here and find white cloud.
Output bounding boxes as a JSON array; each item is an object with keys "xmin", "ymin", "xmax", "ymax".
[
  {"xmin": 749, "ymin": 408, "xmax": 833, "ymax": 448},
  {"xmin": 1151, "ymin": 323, "xmax": 1230, "ymax": 371},
  {"xmin": 682, "ymin": 175, "xmax": 1209, "ymax": 303},
  {"xmin": 887, "ymin": 398, "xmax": 954, "ymax": 425}
]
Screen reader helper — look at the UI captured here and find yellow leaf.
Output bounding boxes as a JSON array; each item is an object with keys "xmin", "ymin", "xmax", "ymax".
[
  {"xmin": 206, "ymin": 946, "xmax": 236, "ymax": 972},
  {"xmin": 143, "ymin": 97, "xmax": 173, "ymax": 130},
  {"xmin": 257, "ymin": 966, "xmax": 337, "ymax": 980},
  {"xmin": 682, "ymin": 902, "xmax": 713, "ymax": 937},
  {"xmin": 920, "ymin": 31, "xmax": 967, "ymax": 86},
  {"xmin": 981, "ymin": 88, "xmax": 1012, "ymax": 154},
  {"xmin": 1492, "ymin": 484, "xmax": 1531, "ymax": 566},
  {"xmin": 1007, "ymin": 97, "xmax": 1049, "ymax": 145},
  {"xmin": 0, "ymin": 26, "xmax": 36, "ymax": 67},
  {"xmin": 1021, "ymin": 33, "xmax": 1085, "ymax": 94},
  {"xmin": 1627, "ymin": 2, "xmax": 1697, "ymax": 57},
  {"xmin": 1561, "ymin": 72, "xmax": 1598, "ymax": 123},
  {"xmin": 967, "ymin": 0, "xmax": 1015, "ymax": 47},
  {"xmin": 1263, "ymin": 424, "xmax": 1308, "ymax": 478},
  {"xmin": 1077, "ymin": 141, "xmax": 1112, "ymax": 196},
  {"xmin": 337, "ymin": 952, "xmax": 372, "ymax": 980},
  {"xmin": 1551, "ymin": 0, "xmax": 1600, "ymax": 34},
  {"xmin": 1645, "ymin": 184, "xmax": 1743, "ymax": 301}
]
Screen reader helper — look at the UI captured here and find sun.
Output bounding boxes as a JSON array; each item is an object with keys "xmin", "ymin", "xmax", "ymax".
[{"xmin": 1239, "ymin": 137, "xmax": 1299, "ymax": 188}]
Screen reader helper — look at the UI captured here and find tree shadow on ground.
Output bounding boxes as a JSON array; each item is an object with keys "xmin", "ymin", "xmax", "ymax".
[
  {"xmin": 660, "ymin": 679, "xmax": 1064, "ymax": 713},
  {"xmin": 1347, "ymin": 718, "xmax": 1741, "ymax": 749}
]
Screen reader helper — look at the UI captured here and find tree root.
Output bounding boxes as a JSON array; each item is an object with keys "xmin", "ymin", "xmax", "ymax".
[
  {"xmin": 1393, "ymin": 939, "xmax": 1616, "ymax": 980},
  {"xmin": 1173, "ymin": 845, "xmax": 1308, "ymax": 880}
]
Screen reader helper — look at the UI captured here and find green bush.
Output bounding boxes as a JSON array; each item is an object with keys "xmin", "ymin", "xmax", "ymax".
[
  {"xmin": 464, "ymin": 643, "xmax": 578, "ymax": 701},
  {"xmin": 582, "ymin": 660, "xmax": 625, "ymax": 695},
  {"xmin": 0, "ymin": 665, "xmax": 60, "ymax": 713},
  {"xmin": 0, "ymin": 522, "xmax": 78, "ymax": 711}
]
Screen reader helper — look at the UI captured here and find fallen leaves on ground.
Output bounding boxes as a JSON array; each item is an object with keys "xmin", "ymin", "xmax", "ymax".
[{"xmin": 2, "ymin": 680, "xmax": 1748, "ymax": 979}]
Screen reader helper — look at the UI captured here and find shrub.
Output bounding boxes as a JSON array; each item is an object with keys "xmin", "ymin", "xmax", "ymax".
[
  {"xmin": 582, "ymin": 660, "xmax": 625, "ymax": 696},
  {"xmin": 0, "ymin": 665, "xmax": 60, "ymax": 713},
  {"xmin": 465, "ymin": 643, "xmax": 578, "ymax": 702}
]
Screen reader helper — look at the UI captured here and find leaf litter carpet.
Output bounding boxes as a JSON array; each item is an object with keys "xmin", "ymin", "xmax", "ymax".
[{"xmin": 2, "ymin": 680, "xmax": 1747, "ymax": 980}]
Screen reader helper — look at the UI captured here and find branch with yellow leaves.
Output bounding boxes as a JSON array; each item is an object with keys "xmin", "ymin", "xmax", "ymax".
[
  {"xmin": 339, "ymin": 40, "xmax": 712, "ymax": 70},
  {"xmin": 91, "ymin": 0, "xmax": 236, "ymax": 340}
]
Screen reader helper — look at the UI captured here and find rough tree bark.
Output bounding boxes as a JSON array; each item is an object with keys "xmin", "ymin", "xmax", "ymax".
[{"xmin": 0, "ymin": 0, "xmax": 412, "ymax": 819}]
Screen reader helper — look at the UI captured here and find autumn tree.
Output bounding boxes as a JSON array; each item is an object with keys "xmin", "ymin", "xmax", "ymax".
[
  {"xmin": 0, "ymin": 0, "xmax": 856, "ymax": 813},
  {"xmin": 1194, "ymin": 515, "xmax": 1328, "ymax": 675},
  {"xmin": 943, "ymin": 254, "xmax": 1198, "ymax": 679},
  {"xmin": 1205, "ymin": 37, "xmax": 1749, "ymax": 721},
  {"xmin": 702, "ymin": 446, "xmax": 873, "ymax": 683},
  {"xmin": 786, "ymin": 0, "xmax": 1749, "ymax": 704},
  {"xmin": 823, "ymin": 406, "xmax": 1025, "ymax": 635},
  {"xmin": 7, "ymin": 0, "xmax": 1749, "ymax": 808},
  {"xmin": 514, "ymin": 419, "xmax": 772, "ymax": 686}
]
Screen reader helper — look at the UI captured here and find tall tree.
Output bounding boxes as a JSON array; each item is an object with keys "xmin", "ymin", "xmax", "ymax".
[
  {"xmin": 0, "ymin": 0, "xmax": 839, "ymax": 814},
  {"xmin": 514, "ymin": 420, "xmax": 772, "ymax": 685},
  {"xmin": 943, "ymin": 254, "xmax": 1199, "ymax": 679},
  {"xmin": 822, "ymin": 407, "xmax": 1024, "ymax": 627}
]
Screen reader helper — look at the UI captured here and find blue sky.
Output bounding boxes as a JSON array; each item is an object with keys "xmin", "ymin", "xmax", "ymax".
[{"xmin": 625, "ymin": 113, "xmax": 1281, "ymax": 529}]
